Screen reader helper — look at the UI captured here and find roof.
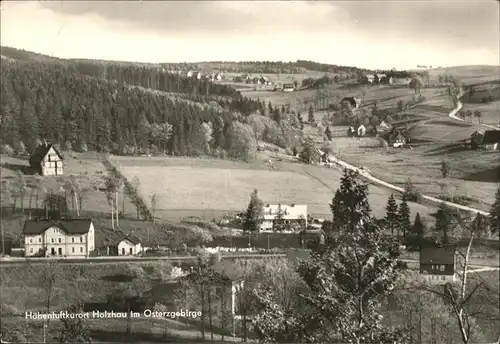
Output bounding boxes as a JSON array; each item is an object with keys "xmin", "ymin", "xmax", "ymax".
[
  {"xmin": 106, "ymin": 230, "xmax": 142, "ymax": 246},
  {"xmin": 119, "ymin": 234, "xmax": 141, "ymax": 245},
  {"xmin": 420, "ymin": 246, "xmax": 456, "ymax": 265},
  {"xmin": 29, "ymin": 143, "xmax": 63, "ymax": 165},
  {"xmin": 376, "ymin": 73, "xmax": 387, "ymax": 79},
  {"xmin": 481, "ymin": 130, "xmax": 500, "ymax": 144},
  {"xmin": 263, "ymin": 204, "xmax": 307, "ymax": 221},
  {"xmin": 23, "ymin": 219, "xmax": 93, "ymax": 235}
]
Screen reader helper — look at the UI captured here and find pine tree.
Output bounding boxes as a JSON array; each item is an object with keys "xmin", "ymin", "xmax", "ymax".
[
  {"xmin": 434, "ymin": 203, "xmax": 453, "ymax": 244},
  {"xmin": 242, "ymin": 189, "xmax": 264, "ymax": 233},
  {"xmin": 397, "ymin": 196, "xmax": 411, "ymax": 238},
  {"xmin": 308, "ymin": 104, "xmax": 315, "ymax": 123},
  {"xmin": 411, "ymin": 212, "xmax": 425, "ymax": 239},
  {"xmin": 385, "ymin": 194, "xmax": 398, "ymax": 237},
  {"xmin": 324, "ymin": 126, "xmax": 332, "ymax": 141},
  {"xmin": 330, "ymin": 169, "xmax": 371, "ymax": 235},
  {"xmin": 489, "ymin": 186, "xmax": 500, "ymax": 235}
]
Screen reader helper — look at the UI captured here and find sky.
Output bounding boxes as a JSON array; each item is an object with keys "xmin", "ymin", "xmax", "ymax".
[{"xmin": 1, "ymin": 0, "xmax": 499, "ymax": 70}]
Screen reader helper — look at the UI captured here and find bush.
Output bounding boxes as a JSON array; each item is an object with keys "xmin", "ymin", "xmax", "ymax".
[
  {"xmin": 403, "ymin": 179, "xmax": 423, "ymax": 203},
  {"xmin": 1, "ymin": 144, "xmax": 14, "ymax": 156}
]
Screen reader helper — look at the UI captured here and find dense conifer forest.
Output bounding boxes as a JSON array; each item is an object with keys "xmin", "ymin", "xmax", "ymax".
[{"xmin": 0, "ymin": 47, "xmax": 274, "ymax": 160}]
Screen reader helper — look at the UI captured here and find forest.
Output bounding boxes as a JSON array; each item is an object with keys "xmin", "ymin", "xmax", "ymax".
[{"xmin": 0, "ymin": 53, "xmax": 279, "ymax": 160}]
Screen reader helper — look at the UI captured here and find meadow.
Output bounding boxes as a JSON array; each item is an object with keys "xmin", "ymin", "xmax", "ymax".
[
  {"xmin": 110, "ymin": 155, "xmax": 437, "ymax": 223},
  {"xmin": 330, "ymin": 136, "xmax": 499, "ymax": 212}
]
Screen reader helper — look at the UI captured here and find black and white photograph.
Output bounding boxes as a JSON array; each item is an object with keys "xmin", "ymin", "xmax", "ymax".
[{"xmin": 0, "ymin": 1, "xmax": 499, "ymax": 343}]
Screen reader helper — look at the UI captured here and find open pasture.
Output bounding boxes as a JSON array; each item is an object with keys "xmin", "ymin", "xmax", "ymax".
[
  {"xmin": 330, "ymin": 136, "xmax": 499, "ymax": 211},
  {"xmin": 409, "ymin": 117, "xmax": 484, "ymax": 142},
  {"xmin": 110, "ymin": 156, "xmax": 436, "ymax": 223},
  {"xmin": 461, "ymin": 101, "xmax": 500, "ymax": 127},
  {"xmin": 420, "ymin": 65, "xmax": 500, "ymax": 85}
]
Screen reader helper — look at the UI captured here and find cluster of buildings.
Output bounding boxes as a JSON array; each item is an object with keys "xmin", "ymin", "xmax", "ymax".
[
  {"xmin": 22, "ymin": 219, "xmax": 143, "ymax": 258},
  {"xmin": 470, "ymin": 130, "xmax": 500, "ymax": 150},
  {"xmin": 360, "ymin": 74, "xmax": 412, "ymax": 86},
  {"xmin": 169, "ymin": 70, "xmax": 225, "ymax": 82}
]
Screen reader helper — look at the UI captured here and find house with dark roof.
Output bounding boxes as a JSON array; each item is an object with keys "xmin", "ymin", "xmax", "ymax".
[
  {"xmin": 341, "ymin": 97, "xmax": 362, "ymax": 109},
  {"xmin": 100, "ymin": 230, "xmax": 143, "ymax": 256},
  {"xmin": 23, "ymin": 219, "xmax": 94, "ymax": 257},
  {"xmin": 29, "ymin": 142, "xmax": 63, "ymax": 176},
  {"xmin": 419, "ymin": 245, "xmax": 457, "ymax": 284},
  {"xmin": 471, "ymin": 130, "xmax": 500, "ymax": 150}
]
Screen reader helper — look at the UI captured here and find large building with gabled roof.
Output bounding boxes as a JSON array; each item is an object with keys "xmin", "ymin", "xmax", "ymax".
[{"xmin": 23, "ymin": 219, "xmax": 95, "ymax": 257}]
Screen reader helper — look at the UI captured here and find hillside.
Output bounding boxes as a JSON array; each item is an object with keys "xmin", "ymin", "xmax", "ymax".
[{"xmin": 0, "ymin": 47, "xmax": 305, "ymax": 159}]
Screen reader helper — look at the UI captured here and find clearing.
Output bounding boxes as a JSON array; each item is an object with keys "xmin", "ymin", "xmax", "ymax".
[{"xmin": 110, "ymin": 155, "xmax": 436, "ymax": 223}]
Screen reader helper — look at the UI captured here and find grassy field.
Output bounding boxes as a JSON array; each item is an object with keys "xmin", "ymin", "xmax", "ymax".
[
  {"xmin": 329, "ymin": 136, "xmax": 499, "ymax": 211},
  {"xmin": 418, "ymin": 65, "xmax": 500, "ymax": 84},
  {"xmin": 110, "ymin": 155, "xmax": 437, "ymax": 224}
]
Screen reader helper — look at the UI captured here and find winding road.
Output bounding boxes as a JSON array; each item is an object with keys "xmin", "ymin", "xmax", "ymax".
[
  {"xmin": 448, "ymin": 92, "xmax": 500, "ymax": 130},
  {"xmin": 328, "ymin": 91, "xmax": 492, "ymax": 217}
]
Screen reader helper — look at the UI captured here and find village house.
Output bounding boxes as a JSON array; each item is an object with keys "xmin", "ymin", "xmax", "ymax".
[
  {"xmin": 282, "ymin": 84, "xmax": 295, "ymax": 92},
  {"xmin": 186, "ymin": 70, "xmax": 195, "ymax": 78},
  {"xmin": 116, "ymin": 234, "xmax": 142, "ymax": 256},
  {"xmin": 419, "ymin": 245, "xmax": 457, "ymax": 285},
  {"xmin": 375, "ymin": 73, "xmax": 387, "ymax": 83},
  {"xmin": 362, "ymin": 74, "xmax": 375, "ymax": 84},
  {"xmin": 357, "ymin": 124, "xmax": 367, "ymax": 137},
  {"xmin": 29, "ymin": 142, "xmax": 63, "ymax": 176},
  {"xmin": 260, "ymin": 204, "xmax": 308, "ymax": 231},
  {"xmin": 342, "ymin": 97, "xmax": 362, "ymax": 109},
  {"xmin": 392, "ymin": 77, "xmax": 412, "ymax": 86},
  {"xmin": 471, "ymin": 130, "xmax": 500, "ymax": 150},
  {"xmin": 23, "ymin": 219, "xmax": 95, "ymax": 257}
]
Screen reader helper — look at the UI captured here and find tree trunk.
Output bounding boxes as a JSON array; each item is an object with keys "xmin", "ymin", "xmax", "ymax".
[
  {"xmin": 115, "ymin": 192, "xmax": 119, "ymax": 227},
  {"xmin": 74, "ymin": 192, "xmax": 80, "ymax": 216},
  {"xmin": 208, "ymin": 288, "xmax": 213, "ymax": 341},
  {"xmin": 201, "ymin": 284, "xmax": 206, "ymax": 340},
  {"xmin": 111, "ymin": 200, "xmax": 115, "ymax": 230}
]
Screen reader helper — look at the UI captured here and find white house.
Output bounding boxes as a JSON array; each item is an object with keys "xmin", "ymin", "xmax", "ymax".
[
  {"xmin": 23, "ymin": 219, "xmax": 95, "ymax": 257},
  {"xmin": 260, "ymin": 204, "xmax": 308, "ymax": 231},
  {"xmin": 29, "ymin": 143, "xmax": 64, "ymax": 176},
  {"xmin": 357, "ymin": 125, "xmax": 367, "ymax": 137},
  {"xmin": 117, "ymin": 235, "xmax": 143, "ymax": 256}
]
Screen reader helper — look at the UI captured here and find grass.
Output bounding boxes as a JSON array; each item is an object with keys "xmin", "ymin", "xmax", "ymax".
[
  {"xmin": 330, "ymin": 137, "xmax": 499, "ymax": 211},
  {"xmin": 110, "ymin": 155, "xmax": 437, "ymax": 223}
]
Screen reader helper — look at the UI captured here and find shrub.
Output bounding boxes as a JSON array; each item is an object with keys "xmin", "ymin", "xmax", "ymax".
[
  {"xmin": 403, "ymin": 179, "xmax": 423, "ymax": 203},
  {"xmin": 1, "ymin": 144, "xmax": 14, "ymax": 156}
]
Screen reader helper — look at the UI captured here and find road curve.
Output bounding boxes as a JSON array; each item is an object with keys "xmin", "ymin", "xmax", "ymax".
[
  {"xmin": 449, "ymin": 91, "xmax": 500, "ymax": 130},
  {"xmin": 328, "ymin": 92, "xmax": 490, "ymax": 217}
]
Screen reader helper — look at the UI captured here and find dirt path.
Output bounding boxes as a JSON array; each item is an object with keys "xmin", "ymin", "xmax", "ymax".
[{"xmin": 449, "ymin": 91, "xmax": 500, "ymax": 130}]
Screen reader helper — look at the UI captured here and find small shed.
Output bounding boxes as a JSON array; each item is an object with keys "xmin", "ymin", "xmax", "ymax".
[{"xmin": 117, "ymin": 235, "xmax": 142, "ymax": 256}]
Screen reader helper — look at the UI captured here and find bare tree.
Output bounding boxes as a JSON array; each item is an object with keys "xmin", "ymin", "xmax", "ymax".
[
  {"xmin": 414, "ymin": 212, "xmax": 496, "ymax": 344},
  {"xmin": 15, "ymin": 170, "xmax": 27, "ymax": 213},
  {"xmin": 150, "ymin": 193, "xmax": 157, "ymax": 222},
  {"xmin": 36, "ymin": 260, "xmax": 61, "ymax": 327}
]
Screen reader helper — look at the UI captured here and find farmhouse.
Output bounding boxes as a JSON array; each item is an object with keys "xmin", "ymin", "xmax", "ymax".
[
  {"xmin": 357, "ymin": 124, "xmax": 367, "ymax": 137},
  {"xmin": 29, "ymin": 142, "xmax": 63, "ymax": 176},
  {"xmin": 362, "ymin": 74, "xmax": 375, "ymax": 84},
  {"xmin": 116, "ymin": 234, "xmax": 142, "ymax": 256},
  {"xmin": 375, "ymin": 74, "xmax": 387, "ymax": 83},
  {"xmin": 392, "ymin": 77, "xmax": 412, "ymax": 86},
  {"xmin": 419, "ymin": 245, "xmax": 457, "ymax": 285},
  {"xmin": 342, "ymin": 97, "xmax": 362, "ymax": 109},
  {"xmin": 471, "ymin": 130, "xmax": 500, "ymax": 150},
  {"xmin": 23, "ymin": 219, "xmax": 95, "ymax": 257},
  {"xmin": 260, "ymin": 204, "xmax": 308, "ymax": 231},
  {"xmin": 282, "ymin": 84, "xmax": 295, "ymax": 92}
]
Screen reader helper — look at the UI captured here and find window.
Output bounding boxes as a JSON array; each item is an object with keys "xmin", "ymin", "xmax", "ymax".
[
  {"xmin": 72, "ymin": 247, "xmax": 75, "ymax": 253},
  {"xmin": 51, "ymin": 238, "xmax": 54, "ymax": 243},
  {"xmin": 80, "ymin": 247, "xmax": 83, "ymax": 253},
  {"xmin": 441, "ymin": 276, "xmax": 445, "ymax": 281},
  {"xmin": 72, "ymin": 238, "xmax": 74, "ymax": 243},
  {"xmin": 39, "ymin": 237, "xmax": 42, "ymax": 243},
  {"xmin": 130, "ymin": 248, "xmax": 133, "ymax": 254},
  {"xmin": 80, "ymin": 237, "xmax": 83, "ymax": 243},
  {"xmin": 30, "ymin": 248, "xmax": 33, "ymax": 253},
  {"xmin": 440, "ymin": 265, "xmax": 445, "ymax": 272},
  {"xmin": 58, "ymin": 238, "xmax": 61, "ymax": 243},
  {"xmin": 29, "ymin": 238, "xmax": 33, "ymax": 244}
]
